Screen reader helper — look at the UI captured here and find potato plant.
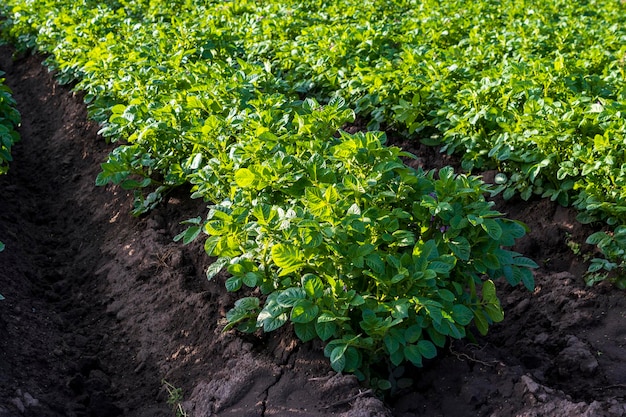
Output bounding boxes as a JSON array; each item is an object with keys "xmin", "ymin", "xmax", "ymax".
[{"xmin": 174, "ymin": 97, "xmax": 537, "ymax": 378}]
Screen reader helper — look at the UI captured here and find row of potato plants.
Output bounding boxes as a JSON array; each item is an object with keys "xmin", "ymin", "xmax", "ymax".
[
  {"xmin": 6, "ymin": 0, "xmax": 625, "ymax": 282},
  {"xmin": 0, "ymin": 0, "xmax": 538, "ymax": 381},
  {"xmin": 0, "ymin": 66, "xmax": 21, "ymax": 299},
  {"xmin": 209, "ymin": 0, "xmax": 626, "ymax": 283}
]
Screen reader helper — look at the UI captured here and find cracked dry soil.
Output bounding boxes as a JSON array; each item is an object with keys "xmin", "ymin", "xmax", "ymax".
[{"xmin": 1, "ymin": 47, "xmax": 626, "ymax": 417}]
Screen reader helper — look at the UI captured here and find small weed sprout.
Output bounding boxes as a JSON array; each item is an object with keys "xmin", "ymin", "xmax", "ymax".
[{"xmin": 162, "ymin": 379, "xmax": 187, "ymax": 417}]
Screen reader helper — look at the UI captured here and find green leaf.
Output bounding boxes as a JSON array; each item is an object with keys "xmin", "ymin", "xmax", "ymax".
[
  {"xmin": 494, "ymin": 248, "xmax": 514, "ymax": 266},
  {"xmin": 520, "ymin": 268, "xmax": 535, "ymax": 291},
  {"xmin": 481, "ymin": 219, "xmax": 502, "ymax": 240},
  {"xmin": 365, "ymin": 253, "xmax": 386, "ymax": 275},
  {"xmin": 417, "ymin": 340, "xmax": 437, "ymax": 359},
  {"xmin": 252, "ymin": 204, "xmax": 276, "ymax": 226},
  {"xmin": 474, "ymin": 311, "xmax": 489, "ymax": 336},
  {"xmin": 317, "ymin": 311, "xmax": 337, "ymax": 323},
  {"xmin": 356, "ymin": 244, "xmax": 375, "ymax": 258},
  {"xmin": 276, "ymin": 287, "xmax": 306, "ymax": 307},
  {"xmin": 301, "ymin": 228, "xmax": 323, "ymax": 249},
  {"xmin": 349, "ymin": 294, "xmax": 365, "ymax": 306},
  {"xmin": 467, "ymin": 214, "xmax": 483, "ymax": 226},
  {"xmin": 384, "ymin": 333, "xmax": 401, "ymax": 355},
  {"xmin": 110, "ymin": 104, "xmax": 126, "ymax": 115},
  {"xmin": 290, "ymin": 299, "xmax": 319, "ymax": 323},
  {"xmin": 507, "ymin": 265, "xmax": 524, "ymax": 286},
  {"xmin": 257, "ymin": 300, "xmax": 288, "ymax": 332},
  {"xmin": 174, "ymin": 225, "xmax": 202, "ymax": 245},
  {"xmin": 481, "ymin": 280, "xmax": 497, "ymax": 303},
  {"xmin": 344, "ymin": 347, "xmax": 361, "ymax": 372},
  {"xmin": 234, "ymin": 168, "xmax": 256, "ymax": 188},
  {"xmin": 449, "ymin": 236, "xmax": 471, "ymax": 261},
  {"xmin": 224, "ymin": 298, "xmax": 259, "ymax": 327},
  {"xmin": 260, "ymin": 313, "xmax": 288, "ymax": 332},
  {"xmin": 404, "ymin": 325, "xmax": 422, "ymax": 343},
  {"xmin": 450, "ymin": 214, "xmax": 469, "ymax": 229},
  {"xmin": 234, "ymin": 297, "xmax": 261, "ymax": 311},
  {"xmin": 484, "ymin": 303, "xmax": 504, "ymax": 323},
  {"xmin": 315, "ymin": 319, "xmax": 337, "ymax": 341},
  {"xmin": 426, "ymin": 327, "xmax": 447, "ymax": 347},
  {"xmin": 512, "ymin": 256, "xmax": 539, "ymax": 269},
  {"xmin": 391, "ymin": 273, "xmax": 406, "ymax": 284},
  {"xmin": 271, "ymin": 243, "xmax": 305, "ymax": 276},
  {"xmin": 483, "ymin": 253, "xmax": 500, "ymax": 270},
  {"xmin": 404, "ymin": 344, "xmax": 423, "ymax": 367},
  {"xmin": 588, "ymin": 259, "xmax": 606, "ymax": 273},
  {"xmin": 189, "ymin": 153, "xmax": 203, "ymax": 170},
  {"xmin": 451, "ymin": 304, "xmax": 474, "ymax": 326},
  {"xmin": 305, "ymin": 187, "xmax": 331, "ymax": 217},
  {"xmin": 392, "ymin": 230, "xmax": 416, "ymax": 247},
  {"xmin": 294, "ymin": 322, "xmax": 317, "ymax": 342},
  {"xmin": 429, "ymin": 258, "xmax": 455, "ymax": 274},
  {"xmin": 586, "ymin": 232, "xmax": 609, "ymax": 245},
  {"xmin": 413, "ymin": 239, "xmax": 437, "ymax": 261},
  {"xmin": 225, "ymin": 276, "xmax": 242, "ymax": 292},
  {"xmin": 330, "ymin": 345, "xmax": 347, "ymax": 372},
  {"xmin": 438, "ymin": 289, "xmax": 455, "ymax": 303},
  {"xmin": 242, "ymin": 272, "xmax": 258, "ymax": 287},
  {"xmin": 206, "ymin": 257, "xmax": 229, "ymax": 281},
  {"xmin": 205, "ymin": 220, "xmax": 227, "ymax": 236},
  {"xmin": 390, "ymin": 347, "xmax": 405, "ymax": 366},
  {"xmin": 324, "ymin": 185, "xmax": 339, "ymax": 204},
  {"xmin": 303, "ymin": 274, "xmax": 324, "ymax": 298},
  {"xmin": 377, "ymin": 379, "xmax": 392, "ymax": 391}
]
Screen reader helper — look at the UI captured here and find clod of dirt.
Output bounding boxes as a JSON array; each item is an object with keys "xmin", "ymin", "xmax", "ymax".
[{"xmin": 555, "ymin": 336, "xmax": 599, "ymax": 377}]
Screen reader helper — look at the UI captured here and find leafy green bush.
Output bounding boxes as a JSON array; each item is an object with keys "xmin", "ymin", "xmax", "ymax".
[
  {"xmin": 584, "ymin": 228, "xmax": 626, "ymax": 289},
  {"xmin": 175, "ymin": 98, "xmax": 536, "ymax": 377},
  {"xmin": 199, "ymin": 130, "xmax": 536, "ymax": 376}
]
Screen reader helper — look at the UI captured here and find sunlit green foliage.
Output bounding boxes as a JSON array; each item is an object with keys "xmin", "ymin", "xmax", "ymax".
[
  {"xmin": 2, "ymin": 0, "xmax": 625, "ymax": 280},
  {"xmin": 19, "ymin": 0, "xmax": 625, "ymax": 379}
]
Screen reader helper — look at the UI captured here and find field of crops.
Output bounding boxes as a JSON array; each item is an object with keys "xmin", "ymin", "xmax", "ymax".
[
  {"xmin": 1, "ymin": 0, "xmax": 625, "ymax": 410},
  {"xmin": 4, "ymin": 0, "xmax": 626, "ymax": 225}
]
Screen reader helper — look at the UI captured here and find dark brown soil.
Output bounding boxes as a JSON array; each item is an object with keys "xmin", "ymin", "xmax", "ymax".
[{"xmin": 0, "ymin": 47, "xmax": 625, "ymax": 417}]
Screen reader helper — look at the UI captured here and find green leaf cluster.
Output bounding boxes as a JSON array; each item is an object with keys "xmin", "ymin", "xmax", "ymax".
[
  {"xmin": 195, "ymin": 125, "xmax": 538, "ymax": 376},
  {"xmin": 206, "ymin": 145, "xmax": 536, "ymax": 377},
  {"xmin": 584, "ymin": 227, "xmax": 626, "ymax": 288}
]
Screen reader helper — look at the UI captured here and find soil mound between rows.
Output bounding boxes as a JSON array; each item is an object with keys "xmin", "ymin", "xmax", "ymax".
[{"xmin": 0, "ymin": 47, "xmax": 625, "ymax": 417}]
